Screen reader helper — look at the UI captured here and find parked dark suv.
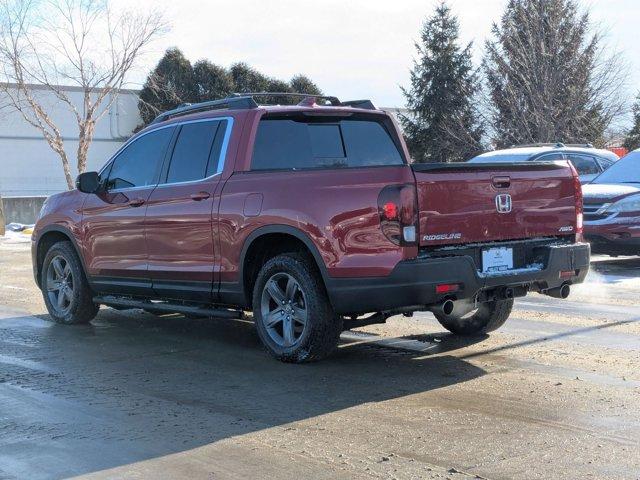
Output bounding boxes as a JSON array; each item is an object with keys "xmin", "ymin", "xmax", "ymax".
[{"xmin": 32, "ymin": 93, "xmax": 590, "ymax": 362}]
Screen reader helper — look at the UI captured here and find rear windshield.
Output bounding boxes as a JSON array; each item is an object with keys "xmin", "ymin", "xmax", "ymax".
[
  {"xmin": 593, "ymin": 151, "xmax": 640, "ymax": 184},
  {"xmin": 251, "ymin": 117, "xmax": 405, "ymax": 170}
]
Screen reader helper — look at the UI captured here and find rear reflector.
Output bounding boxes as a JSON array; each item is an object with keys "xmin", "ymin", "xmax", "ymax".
[
  {"xmin": 436, "ymin": 283, "xmax": 460, "ymax": 294},
  {"xmin": 559, "ymin": 270, "xmax": 576, "ymax": 279}
]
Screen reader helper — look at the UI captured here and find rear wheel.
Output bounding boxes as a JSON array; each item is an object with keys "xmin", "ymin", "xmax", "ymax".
[
  {"xmin": 435, "ymin": 298, "xmax": 513, "ymax": 335},
  {"xmin": 41, "ymin": 241, "xmax": 99, "ymax": 324},
  {"xmin": 252, "ymin": 253, "xmax": 342, "ymax": 363}
]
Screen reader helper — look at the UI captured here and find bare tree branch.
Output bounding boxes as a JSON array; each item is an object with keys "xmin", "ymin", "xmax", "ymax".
[{"xmin": 0, "ymin": 0, "xmax": 167, "ymax": 189}]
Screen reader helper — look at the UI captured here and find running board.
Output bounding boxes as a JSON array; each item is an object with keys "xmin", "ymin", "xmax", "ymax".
[{"xmin": 93, "ymin": 295, "xmax": 244, "ymax": 319}]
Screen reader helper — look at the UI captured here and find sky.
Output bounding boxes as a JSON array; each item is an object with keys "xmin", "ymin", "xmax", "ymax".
[{"xmin": 114, "ymin": 0, "xmax": 640, "ymax": 110}]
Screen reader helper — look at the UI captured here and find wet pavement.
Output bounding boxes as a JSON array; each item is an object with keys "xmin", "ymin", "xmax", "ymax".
[{"xmin": 0, "ymin": 236, "xmax": 639, "ymax": 479}]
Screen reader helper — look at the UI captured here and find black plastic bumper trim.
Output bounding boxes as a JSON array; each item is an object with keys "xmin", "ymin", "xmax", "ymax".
[{"xmin": 326, "ymin": 242, "xmax": 590, "ymax": 315}]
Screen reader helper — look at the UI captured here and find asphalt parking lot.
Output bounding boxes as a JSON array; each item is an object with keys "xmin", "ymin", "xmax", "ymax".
[{"xmin": 1, "ymin": 234, "xmax": 639, "ymax": 480}]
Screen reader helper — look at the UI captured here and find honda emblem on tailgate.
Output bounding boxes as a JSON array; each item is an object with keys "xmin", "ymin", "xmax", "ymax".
[{"xmin": 495, "ymin": 194, "xmax": 512, "ymax": 213}]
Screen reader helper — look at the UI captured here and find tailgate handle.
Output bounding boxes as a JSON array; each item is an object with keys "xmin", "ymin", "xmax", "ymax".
[{"xmin": 492, "ymin": 176, "xmax": 511, "ymax": 188}]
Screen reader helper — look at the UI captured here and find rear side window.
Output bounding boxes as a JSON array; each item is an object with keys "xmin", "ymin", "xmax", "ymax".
[
  {"xmin": 597, "ymin": 157, "xmax": 614, "ymax": 169},
  {"xmin": 566, "ymin": 154, "xmax": 601, "ymax": 175},
  {"xmin": 166, "ymin": 120, "xmax": 227, "ymax": 183},
  {"xmin": 106, "ymin": 127, "xmax": 174, "ymax": 190},
  {"xmin": 251, "ymin": 118, "xmax": 404, "ymax": 170}
]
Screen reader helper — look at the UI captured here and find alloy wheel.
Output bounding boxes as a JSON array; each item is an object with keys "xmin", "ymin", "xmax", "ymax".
[
  {"xmin": 46, "ymin": 255, "xmax": 74, "ymax": 314},
  {"xmin": 260, "ymin": 272, "xmax": 308, "ymax": 348}
]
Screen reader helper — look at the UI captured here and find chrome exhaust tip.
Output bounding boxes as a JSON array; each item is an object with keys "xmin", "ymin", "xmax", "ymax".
[
  {"xmin": 544, "ymin": 284, "xmax": 571, "ymax": 299},
  {"xmin": 427, "ymin": 299, "xmax": 455, "ymax": 316},
  {"xmin": 442, "ymin": 299, "xmax": 455, "ymax": 315}
]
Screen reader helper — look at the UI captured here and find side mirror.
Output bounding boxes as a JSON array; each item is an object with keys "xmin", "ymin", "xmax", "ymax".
[{"xmin": 76, "ymin": 171, "xmax": 101, "ymax": 194}]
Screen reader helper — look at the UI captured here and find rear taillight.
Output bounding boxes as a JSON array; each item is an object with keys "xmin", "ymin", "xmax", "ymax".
[
  {"xmin": 377, "ymin": 184, "xmax": 418, "ymax": 246},
  {"xmin": 568, "ymin": 162, "xmax": 584, "ymax": 237}
]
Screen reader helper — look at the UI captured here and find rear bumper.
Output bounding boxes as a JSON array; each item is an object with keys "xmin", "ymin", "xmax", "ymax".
[{"xmin": 327, "ymin": 242, "xmax": 590, "ymax": 315}]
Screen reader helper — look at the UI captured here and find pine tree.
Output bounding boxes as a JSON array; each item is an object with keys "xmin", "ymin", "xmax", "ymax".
[
  {"xmin": 624, "ymin": 93, "xmax": 640, "ymax": 151},
  {"xmin": 138, "ymin": 48, "xmax": 197, "ymax": 125},
  {"xmin": 193, "ymin": 60, "xmax": 234, "ymax": 102},
  {"xmin": 484, "ymin": 0, "xmax": 624, "ymax": 148},
  {"xmin": 290, "ymin": 75, "xmax": 323, "ymax": 96},
  {"xmin": 230, "ymin": 63, "xmax": 270, "ymax": 93},
  {"xmin": 400, "ymin": 2, "xmax": 484, "ymax": 163},
  {"xmin": 137, "ymin": 52, "xmax": 324, "ymax": 127},
  {"xmin": 264, "ymin": 78, "xmax": 293, "ymax": 104}
]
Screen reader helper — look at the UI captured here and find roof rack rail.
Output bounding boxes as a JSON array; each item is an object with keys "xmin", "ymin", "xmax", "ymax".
[
  {"xmin": 226, "ymin": 92, "xmax": 378, "ymax": 110},
  {"xmin": 150, "ymin": 96, "xmax": 258, "ymax": 124},
  {"xmin": 340, "ymin": 99, "xmax": 377, "ymax": 110},
  {"xmin": 510, "ymin": 142, "xmax": 595, "ymax": 149},
  {"xmin": 228, "ymin": 92, "xmax": 342, "ymax": 106},
  {"xmin": 510, "ymin": 142, "xmax": 566, "ymax": 148},
  {"xmin": 150, "ymin": 92, "xmax": 379, "ymax": 124}
]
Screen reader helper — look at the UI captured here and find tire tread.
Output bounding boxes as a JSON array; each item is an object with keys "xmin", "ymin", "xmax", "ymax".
[
  {"xmin": 41, "ymin": 241, "xmax": 98, "ymax": 325},
  {"xmin": 252, "ymin": 252, "xmax": 341, "ymax": 363}
]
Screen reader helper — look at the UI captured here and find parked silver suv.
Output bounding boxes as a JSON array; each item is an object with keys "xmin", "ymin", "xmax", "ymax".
[{"xmin": 468, "ymin": 143, "xmax": 619, "ymax": 184}]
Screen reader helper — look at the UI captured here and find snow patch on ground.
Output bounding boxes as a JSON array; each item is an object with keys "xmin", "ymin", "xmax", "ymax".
[{"xmin": 1, "ymin": 230, "xmax": 32, "ymax": 244}]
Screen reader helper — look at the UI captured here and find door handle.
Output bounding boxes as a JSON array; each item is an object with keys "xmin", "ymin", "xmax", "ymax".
[
  {"xmin": 190, "ymin": 191, "xmax": 211, "ymax": 201},
  {"xmin": 129, "ymin": 198, "xmax": 145, "ymax": 207}
]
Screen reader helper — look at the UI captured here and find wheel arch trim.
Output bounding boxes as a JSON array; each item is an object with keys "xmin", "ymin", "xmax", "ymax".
[
  {"xmin": 238, "ymin": 224, "xmax": 331, "ymax": 296},
  {"xmin": 35, "ymin": 225, "xmax": 88, "ymax": 288}
]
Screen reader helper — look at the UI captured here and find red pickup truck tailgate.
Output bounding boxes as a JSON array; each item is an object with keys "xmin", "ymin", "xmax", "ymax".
[{"xmin": 412, "ymin": 162, "xmax": 578, "ymax": 247}]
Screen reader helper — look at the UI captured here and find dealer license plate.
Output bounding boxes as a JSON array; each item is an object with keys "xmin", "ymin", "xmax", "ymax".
[{"xmin": 482, "ymin": 247, "xmax": 514, "ymax": 273}]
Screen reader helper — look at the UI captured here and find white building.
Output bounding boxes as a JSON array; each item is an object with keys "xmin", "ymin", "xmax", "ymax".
[{"xmin": 0, "ymin": 84, "xmax": 141, "ymax": 197}]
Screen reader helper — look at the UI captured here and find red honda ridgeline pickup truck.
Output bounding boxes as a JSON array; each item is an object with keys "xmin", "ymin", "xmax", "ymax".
[{"xmin": 32, "ymin": 93, "xmax": 590, "ymax": 362}]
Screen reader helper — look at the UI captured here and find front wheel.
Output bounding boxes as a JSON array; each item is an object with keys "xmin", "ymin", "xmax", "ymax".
[
  {"xmin": 435, "ymin": 298, "xmax": 514, "ymax": 335},
  {"xmin": 252, "ymin": 253, "xmax": 342, "ymax": 363},
  {"xmin": 41, "ymin": 241, "xmax": 99, "ymax": 324}
]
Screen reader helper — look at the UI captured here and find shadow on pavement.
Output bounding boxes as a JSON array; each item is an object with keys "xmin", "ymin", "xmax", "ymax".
[
  {"xmin": 460, "ymin": 317, "xmax": 640, "ymax": 359},
  {"xmin": 0, "ymin": 308, "xmax": 486, "ymax": 480}
]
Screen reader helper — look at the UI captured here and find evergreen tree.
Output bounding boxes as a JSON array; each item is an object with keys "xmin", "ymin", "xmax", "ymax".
[
  {"xmin": 400, "ymin": 2, "xmax": 484, "ymax": 163},
  {"xmin": 138, "ymin": 48, "xmax": 197, "ymax": 125},
  {"xmin": 624, "ymin": 93, "xmax": 640, "ymax": 151},
  {"xmin": 230, "ymin": 62, "xmax": 270, "ymax": 93},
  {"xmin": 137, "ymin": 52, "xmax": 324, "ymax": 127},
  {"xmin": 290, "ymin": 74, "xmax": 323, "ymax": 96},
  {"xmin": 193, "ymin": 60, "xmax": 234, "ymax": 102},
  {"xmin": 484, "ymin": 0, "xmax": 624, "ymax": 148},
  {"xmin": 264, "ymin": 78, "xmax": 293, "ymax": 104}
]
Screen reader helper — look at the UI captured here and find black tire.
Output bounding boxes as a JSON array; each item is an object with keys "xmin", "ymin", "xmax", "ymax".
[
  {"xmin": 252, "ymin": 253, "xmax": 342, "ymax": 363},
  {"xmin": 41, "ymin": 241, "xmax": 99, "ymax": 325},
  {"xmin": 435, "ymin": 298, "xmax": 513, "ymax": 335}
]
